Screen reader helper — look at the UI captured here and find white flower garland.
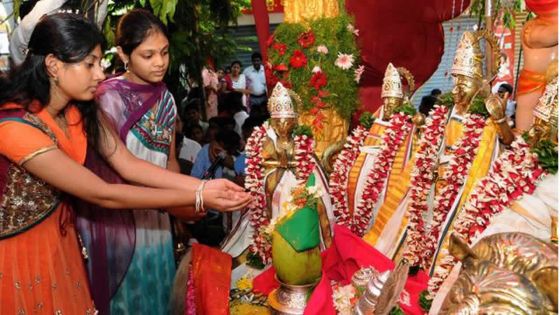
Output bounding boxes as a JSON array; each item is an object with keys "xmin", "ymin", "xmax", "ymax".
[
  {"xmin": 245, "ymin": 125, "xmax": 270, "ymax": 263},
  {"xmin": 353, "ymin": 113, "xmax": 413, "ymax": 236},
  {"xmin": 421, "ymin": 113, "xmax": 486, "ymax": 267},
  {"xmin": 245, "ymin": 125, "xmax": 317, "ymax": 263},
  {"xmin": 427, "ymin": 137, "xmax": 545, "ymax": 298},
  {"xmin": 293, "ymin": 133, "xmax": 315, "ymax": 183},
  {"xmin": 329, "ymin": 125, "xmax": 370, "ymax": 227},
  {"xmin": 403, "ymin": 105, "xmax": 450, "ymax": 266}
]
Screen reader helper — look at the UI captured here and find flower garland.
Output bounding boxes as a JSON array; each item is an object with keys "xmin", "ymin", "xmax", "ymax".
[
  {"xmin": 331, "ymin": 282, "xmax": 358, "ymax": 315},
  {"xmin": 245, "ymin": 125, "xmax": 271, "ymax": 263},
  {"xmin": 427, "ymin": 137, "xmax": 545, "ymax": 298},
  {"xmin": 293, "ymin": 132, "xmax": 316, "ymax": 183},
  {"xmin": 421, "ymin": 113, "xmax": 486, "ymax": 266},
  {"xmin": 245, "ymin": 125, "xmax": 317, "ymax": 263},
  {"xmin": 329, "ymin": 125, "xmax": 370, "ymax": 226},
  {"xmin": 403, "ymin": 105, "xmax": 450, "ymax": 266},
  {"xmin": 353, "ymin": 113, "xmax": 413, "ymax": 236}
]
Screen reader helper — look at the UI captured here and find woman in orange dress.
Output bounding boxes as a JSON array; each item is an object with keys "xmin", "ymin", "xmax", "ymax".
[{"xmin": 0, "ymin": 14, "xmax": 251, "ymax": 314}]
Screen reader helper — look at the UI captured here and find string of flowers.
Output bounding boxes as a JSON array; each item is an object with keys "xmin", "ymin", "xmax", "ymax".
[
  {"xmin": 420, "ymin": 113, "xmax": 486, "ymax": 268},
  {"xmin": 245, "ymin": 125, "xmax": 271, "ymax": 263},
  {"xmin": 427, "ymin": 137, "xmax": 545, "ymax": 298},
  {"xmin": 293, "ymin": 127, "xmax": 316, "ymax": 183},
  {"xmin": 329, "ymin": 124, "xmax": 370, "ymax": 226},
  {"xmin": 353, "ymin": 112, "xmax": 413, "ymax": 236},
  {"xmin": 402, "ymin": 105, "xmax": 449, "ymax": 266}
]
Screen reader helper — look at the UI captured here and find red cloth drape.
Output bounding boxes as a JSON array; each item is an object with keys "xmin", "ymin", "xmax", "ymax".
[
  {"xmin": 346, "ymin": 0, "xmax": 471, "ymax": 115},
  {"xmin": 251, "ymin": 0, "xmax": 270, "ymax": 61}
]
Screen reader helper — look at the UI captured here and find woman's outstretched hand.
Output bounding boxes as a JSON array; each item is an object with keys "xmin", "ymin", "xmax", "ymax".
[{"xmin": 203, "ymin": 179, "xmax": 252, "ymax": 211}]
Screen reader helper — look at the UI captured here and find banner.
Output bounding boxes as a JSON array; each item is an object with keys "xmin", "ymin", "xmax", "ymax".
[{"xmin": 492, "ymin": 22, "xmax": 516, "ymax": 90}]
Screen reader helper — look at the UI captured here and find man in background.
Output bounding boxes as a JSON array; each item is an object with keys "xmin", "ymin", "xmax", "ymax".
[{"xmin": 243, "ymin": 52, "xmax": 267, "ymax": 111}]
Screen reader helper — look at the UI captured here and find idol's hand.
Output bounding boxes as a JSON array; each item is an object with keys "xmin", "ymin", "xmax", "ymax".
[{"xmin": 485, "ymin": 92, "xmax": 509, "ymax": 123}]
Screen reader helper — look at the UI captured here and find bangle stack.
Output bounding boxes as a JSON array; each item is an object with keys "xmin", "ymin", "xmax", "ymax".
[{"xmin": 195, "ymin": 180, "xmax": 208, "ymax": 215}]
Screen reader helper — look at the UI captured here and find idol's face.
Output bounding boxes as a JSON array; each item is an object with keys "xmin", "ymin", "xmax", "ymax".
[
  {"xmin": 270, "ymin": 117, "xmax": 297, "ymax": 138},
  {"xmin": 452, "ymin": 74, "xmax": 480, "ymax": 113}
]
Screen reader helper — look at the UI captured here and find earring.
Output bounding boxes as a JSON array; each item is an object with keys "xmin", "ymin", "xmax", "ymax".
[
  {"xmin": 124, "ymin": 62, "xmax": 129, "ymax": 71},
  {"xmin": 53, "ymin": 77, "xmax": 59, "ymax": 86}
]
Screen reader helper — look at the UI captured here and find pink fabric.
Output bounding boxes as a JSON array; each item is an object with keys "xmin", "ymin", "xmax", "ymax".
[{"xmin": 253, "ymin": 225, "xmax": 429, "ymax": 314}]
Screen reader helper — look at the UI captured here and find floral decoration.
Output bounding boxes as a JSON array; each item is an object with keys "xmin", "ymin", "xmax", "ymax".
[
  {"xmin": 329, "ymin": 117, "xmax": 371, "ymax": 227},
  {"xmin": 335, "ymin": 52, "xmax": 355, "ymax": 70},
  {"xmin": 427, "ymin": 137, "xmax": 545, "ymax": 298},
  {"xmin": 298, "ymin": 30, "xmax": 316, "ymax": 48},
  {"xmin": 352, "ymin": 112, "xmax": 413, "ymax": 236},
  {"xmin": 289, "ymin": 50, "xmax": 308, "ymax": 69},
  {"xmin": 332, "ymin": 282, "xmax": 358, "ymax": 315},
  {"xmin": 402, "ymin": 105, "xmax": 449, "ymax": 267},
  {"xmin": 267, "ymin": 14, "xmax": 361, "ymax": 130},
  {"xmin": 245, "ymin": 124, "xmax": 317, "ymax": 264}
]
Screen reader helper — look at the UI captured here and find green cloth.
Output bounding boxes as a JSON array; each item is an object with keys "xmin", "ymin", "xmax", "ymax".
[{"xmin": 276, "ymin": 206, "xmax": 320, "ymax": 252}]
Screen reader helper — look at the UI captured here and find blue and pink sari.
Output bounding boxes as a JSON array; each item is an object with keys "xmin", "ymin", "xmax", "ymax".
[{"xmin": 76, "ymin": 76, "xmax": 177, "ymax": 314}]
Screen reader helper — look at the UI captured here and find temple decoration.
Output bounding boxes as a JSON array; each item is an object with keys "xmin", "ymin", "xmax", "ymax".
[
  {"xmin": 282, "ymin": 0, "xmax": 340, "ymax": 24},
  {"xmin": 266, "ymin": 6, "xmax": 361, "ymax": 158}
]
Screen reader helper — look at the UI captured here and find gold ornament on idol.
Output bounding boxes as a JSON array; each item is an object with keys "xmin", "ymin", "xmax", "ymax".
[{"xmin": 451, "ymin": 30, "xmax": 500, "ymax": 115}]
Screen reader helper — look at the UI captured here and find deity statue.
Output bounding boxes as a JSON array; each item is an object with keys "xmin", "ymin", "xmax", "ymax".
[
  {"xmin": 419, "ymin": 30, "xmax": 518, "ymax": 272},
  {"xmin": 344, "ymin": 64, "xmax": 417, "ymax": 250},
  {"xmin": 440, "ymin": 233, "xmax": 558, "ymax": 314},
  {"xmin": 221, "ymin": 83, "xmax": 334, "ymax": 283},
  {"xmin": 515, "ymin": 0, "xmax": 558, "ymax": 131},
  {"xmin": 428, "ymin": 59, "xmax": 559, "ymax": 313}
]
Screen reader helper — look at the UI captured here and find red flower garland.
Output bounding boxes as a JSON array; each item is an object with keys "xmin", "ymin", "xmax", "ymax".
[
  {"xmin": 245, "ymin": 125, "xmax": 318, "ymax": 263},
  {"xmin": 421, "ymin": 113, "xmax": 486, "ymax": 267},
  {"xmin": 294, "ymin": 134, "xmax": 316, "ymax": 183},
  {"xmin": 428, "ymin": 137, "xmax": 545, "ymax": 298},
  {"xmin": 353, "ymin": 113, "xmax": 413, "ymax": 236},
  {"xmin": 329, "ymin": 125, "xmax": 370, "ymax": 227},
  {"xmin": 403, "ymin": 105, "xmax": 449, "ymax": 266},
  {"xmin": 245, "ymin": 125, "xmax": 271, "ymax": 263},
  {"xmin": 289, "ymin": 50, "xmax": 308, "ymax": 68}
]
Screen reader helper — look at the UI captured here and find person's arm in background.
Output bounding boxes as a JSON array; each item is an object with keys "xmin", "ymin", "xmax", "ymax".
[{"xmin": 9, "ymin": 0, "xmax": 67, "ymax": 65}]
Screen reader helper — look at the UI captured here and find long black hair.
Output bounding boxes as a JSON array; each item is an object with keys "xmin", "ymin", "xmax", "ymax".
[
  {"xmin": 116, "ymin": 8, "xmax": 168, "ymax": 56},
  {"xmin": 0, "ymin": 13, "xmax": 106, "ymax": 150}
]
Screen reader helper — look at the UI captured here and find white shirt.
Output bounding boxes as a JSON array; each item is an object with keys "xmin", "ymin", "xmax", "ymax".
[
  {"xmin": 233, "ymin": 111, "xmax": 249, "ymax": 136},
  {"xmin": 178, "ymin": 136, "xmax": 201, "ymax": 163},
  {"xmin": 9, "ymin": 0, "xmax": 108, "ymax": 65},
  {"xmin": 243, "ymin": 66, "xmax": 267, "ymax": 96}
]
